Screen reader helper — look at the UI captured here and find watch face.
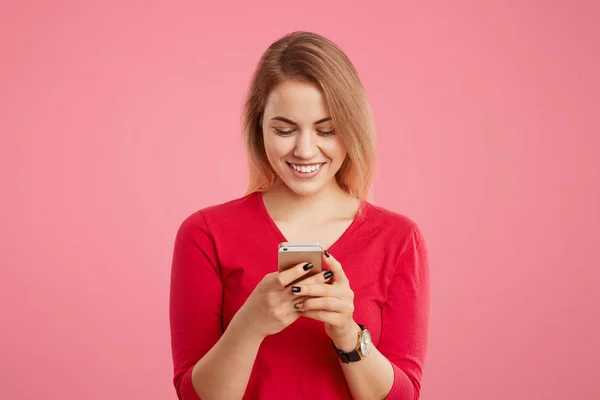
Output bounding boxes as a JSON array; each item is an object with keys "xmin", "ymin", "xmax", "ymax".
[{"xmin": 360, "ymin": 329, "xmax": 372, "ymax": 357}]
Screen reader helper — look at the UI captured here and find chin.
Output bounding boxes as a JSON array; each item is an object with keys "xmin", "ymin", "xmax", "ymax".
[
  {"xmin": 286, "ymin": 183, "xmax": 325, "ymax": 197},
  {"xmin": 279, "ymin": 176, "xmax": 332, "ymax": 197}
]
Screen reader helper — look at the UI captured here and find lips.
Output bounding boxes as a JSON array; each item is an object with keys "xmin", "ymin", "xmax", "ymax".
[
  {"xmin": 288, "ymin": 162, "xmax": 324, "ymax": 173},
  {"xmin": 286, "ymin": 162, "xmax": 325, "ymax": 179}
]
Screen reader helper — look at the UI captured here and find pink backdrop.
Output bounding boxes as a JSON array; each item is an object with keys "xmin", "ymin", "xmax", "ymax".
[{"xmin": 1, "ymin": 1, "xmax": 598, "ymax": 399}]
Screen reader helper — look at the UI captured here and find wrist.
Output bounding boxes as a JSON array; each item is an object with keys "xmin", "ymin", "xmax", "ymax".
[{"xmin": 332, "ymin": 322, "xmax": 361, "ymax": 353}]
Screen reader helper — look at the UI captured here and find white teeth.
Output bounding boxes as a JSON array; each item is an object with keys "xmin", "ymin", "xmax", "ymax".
[{"xmin": 291, "ymin": 163, "xmax": 321, "ymax": 173}]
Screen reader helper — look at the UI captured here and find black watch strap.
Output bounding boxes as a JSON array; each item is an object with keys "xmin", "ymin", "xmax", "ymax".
[{"xmin": 333, "ymin": 324, "xmax": 365, "ymax": 364}]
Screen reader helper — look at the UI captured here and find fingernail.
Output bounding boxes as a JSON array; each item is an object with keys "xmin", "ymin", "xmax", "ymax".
[
  {"xmin": 303, "ymin": 263, "xmax": 313, "ymax": 271},
  {"xmin": 324, "ymin": 250, "xmax": 330, "ymax": 258},
  {"xmin": 291, "ymin": 286, "xmax": 301, "ymax": 293},
  {"xmin": 323, "ymin": 271, "xmax": 333, "ymax": 279},
  {"xmin": 294, "ymin": 302, "xmax": 303, "ymax": 309}
]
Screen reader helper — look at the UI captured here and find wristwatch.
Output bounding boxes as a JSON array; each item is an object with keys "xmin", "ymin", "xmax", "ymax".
[{"xmin": 333, "ymin": 324, "xmax": 372, "ymax": 363}]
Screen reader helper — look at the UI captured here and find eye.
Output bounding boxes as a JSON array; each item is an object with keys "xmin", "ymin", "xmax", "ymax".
[
  {"xmin": 317, "ymin": 129, "xmax": 336, "ymax": 136},
  {"xmin": 274, "ymin": 128, "xmax": 294, "ymax": 136}
]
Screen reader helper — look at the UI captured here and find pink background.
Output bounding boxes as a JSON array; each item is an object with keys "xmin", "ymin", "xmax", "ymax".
[{"xmin": 1, "ymin": 1, "xmax": 598, "ymax": 399}]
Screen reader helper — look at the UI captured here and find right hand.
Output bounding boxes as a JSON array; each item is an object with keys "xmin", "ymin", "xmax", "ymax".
[{"xmin": 232, "ymin": 262, "xmax": 317, "ymax": 339}]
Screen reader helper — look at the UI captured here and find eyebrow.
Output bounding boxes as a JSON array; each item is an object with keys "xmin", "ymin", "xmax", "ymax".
[{"xmin": 270, "ymin": 116, "xmax": 332, "ymax": 125}]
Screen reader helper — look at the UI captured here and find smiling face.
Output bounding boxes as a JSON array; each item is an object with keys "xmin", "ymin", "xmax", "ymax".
[{"xmin": 261, "ymin": 80, "xmax": 347, "ymax": 197}]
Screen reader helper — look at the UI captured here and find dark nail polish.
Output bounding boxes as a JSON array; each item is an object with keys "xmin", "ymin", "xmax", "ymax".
[
  {"xmin": 324, "ymin": 250, "xmax": 330, "ymax": 258},
  {"xmin": 323, "ymin": 271, "xmax": 333, "ymax": 280},
  {"xmin": 303, "ymin": 263, "xmax": 313, "ymax": 271},
  {"xmin": 291, "ymin": 286, "xmax": 301, "ymax": 293}
]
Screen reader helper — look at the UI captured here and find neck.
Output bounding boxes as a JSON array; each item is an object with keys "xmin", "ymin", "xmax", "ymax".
[{"xmin": 263, "ymin": 179, "xmax": 356, "ymax": 222}]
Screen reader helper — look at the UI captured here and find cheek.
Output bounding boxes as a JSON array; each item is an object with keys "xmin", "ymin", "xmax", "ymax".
[
  {"xmin": 264, "ymin": 136, "xmax": 291, "ymax": 159},
  {"xmin": 321, "ymin": 139, "xmax": 347, "ymax": 162}
]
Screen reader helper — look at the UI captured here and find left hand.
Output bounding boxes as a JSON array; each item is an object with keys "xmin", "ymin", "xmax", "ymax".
[{"xmin": 291, "ymin": 251, "xmax": 359, "ymax": 350}]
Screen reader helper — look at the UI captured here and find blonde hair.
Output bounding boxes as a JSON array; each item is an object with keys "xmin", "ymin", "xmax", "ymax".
[{"xmin": 242, "ymin": 31, "xmax": 376, "ymax": 200}]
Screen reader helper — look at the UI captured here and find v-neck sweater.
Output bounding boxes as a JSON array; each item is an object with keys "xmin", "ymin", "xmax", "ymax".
[{"xmin": 169, "ymin": 191, "xmax": 430, "ymax": 399}]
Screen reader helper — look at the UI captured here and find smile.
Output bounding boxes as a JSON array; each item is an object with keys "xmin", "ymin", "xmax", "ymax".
[{"xmin": 288, "ymin": 162, "xmax": 324, "ymax": 173}]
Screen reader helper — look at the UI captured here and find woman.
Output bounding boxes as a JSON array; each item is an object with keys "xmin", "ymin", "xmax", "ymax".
[{"xmin": 169, "ymin": 31, "xmax": 430, "ymax": 400}]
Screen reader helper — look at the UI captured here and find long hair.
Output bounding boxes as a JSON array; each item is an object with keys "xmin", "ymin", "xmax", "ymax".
[{"xmin": 242, "ymin": 31, "xmax": 376, "ymax": 200}]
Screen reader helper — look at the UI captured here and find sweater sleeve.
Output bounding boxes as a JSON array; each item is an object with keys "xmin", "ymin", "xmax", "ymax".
[
  {"xmin": 169, "ymin": 211, "xmax": 223, "ymax": 400},
  {"xmin": 379, "ymin": 225, "xmax": 431, "ymax": 400}
]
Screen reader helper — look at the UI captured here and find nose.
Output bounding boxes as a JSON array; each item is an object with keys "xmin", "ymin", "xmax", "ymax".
[{"xmin": 293, "ymin": 131, "xmax": 319, "ymax": 160}]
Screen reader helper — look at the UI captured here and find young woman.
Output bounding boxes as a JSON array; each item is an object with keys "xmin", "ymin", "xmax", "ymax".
[{"xmin": 169, "ymin": 31, "xmax": 430, "ymax": 400}]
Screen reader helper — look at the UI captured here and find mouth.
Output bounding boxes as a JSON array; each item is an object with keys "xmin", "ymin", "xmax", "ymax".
[{"xmin": 286, "ymin": 162, "xmax": 326, "ymax": 179}]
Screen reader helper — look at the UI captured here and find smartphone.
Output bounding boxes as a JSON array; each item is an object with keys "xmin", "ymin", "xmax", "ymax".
[{"xmin": 278, "ymin": 242, "xmax": 324, "ymax": 284}]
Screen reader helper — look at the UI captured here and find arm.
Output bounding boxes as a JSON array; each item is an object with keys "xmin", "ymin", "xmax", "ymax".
[
  {"xmin": 188, "ymin": 317, "xmax": 264, "ymax": 400},
  {"xmin": 169, "ymin": 212, "xmax": 262, "ymax": 400},
  {"xmin": 366, "ymin": 225, "xmax": 430, "ymax": 399},
  {"xmin": 337, "ymin": 226, "xmax": 429, "ymax": 399},
  {"xmin": 298, "ymin": 227, "xmax": 430, "ymax": 400},
  {"xmin": 334, "ymin": 322, "xmax": 396, "ymax": 399}
]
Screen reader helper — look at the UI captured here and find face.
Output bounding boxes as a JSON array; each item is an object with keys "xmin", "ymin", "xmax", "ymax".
[{"xmin": 261, "ymin": 80, "xmax": 347, "ymax": 197}]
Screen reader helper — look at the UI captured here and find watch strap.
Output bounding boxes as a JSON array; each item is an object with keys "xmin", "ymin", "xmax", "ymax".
[{"xmin": 333, "ymin": 324, "xmax": 365, "ymax": 364}]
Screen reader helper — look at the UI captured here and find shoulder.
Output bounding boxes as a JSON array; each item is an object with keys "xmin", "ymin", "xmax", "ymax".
[
  {"xmin": 197, "ymin": 192, "xmax": 258, "ymax": 221},
  {"xmin": 362, "ymin": 203, "xmax": 429, "ymax": 283},
  {"xmin": 176, "ymin": 192, "xmax": 260, "ymax": 235},
  {"xmin": 362, "ymin": 202, "xmax": 426, "ymax": 249},
  {"xmin": 363, "ymin": 202, "xmax": 420, "ymax": 234}
]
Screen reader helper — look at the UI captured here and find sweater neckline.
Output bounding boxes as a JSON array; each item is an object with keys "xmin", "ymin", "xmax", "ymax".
[{"xmin": 253, "ymin": 191, "xmax": 369, "ymax": 253}]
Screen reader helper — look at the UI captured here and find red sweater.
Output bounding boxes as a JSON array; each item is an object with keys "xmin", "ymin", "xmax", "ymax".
[{"xmin": 169, "ymin": 191, "xmax": 430, "ymax": 399}]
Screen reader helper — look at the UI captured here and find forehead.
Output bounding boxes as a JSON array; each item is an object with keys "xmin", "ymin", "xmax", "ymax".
[{"xmin": 264, "ymin": 80, "xmax": 330, "ymax": 121}]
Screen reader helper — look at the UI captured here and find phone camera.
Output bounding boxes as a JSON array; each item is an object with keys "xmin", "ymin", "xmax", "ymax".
[{"xmin": 282, "ymin": 248, "xmax": 288, "ymax": 251}]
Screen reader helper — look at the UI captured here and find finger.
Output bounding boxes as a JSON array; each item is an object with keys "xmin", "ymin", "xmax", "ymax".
[
  {"xmin": 295, "ymin": 297, "xmax": 353, "ymax": 313},
  {"xmin": 290, "ymin": 283, "xmax": 346, "ymax": 298},
  {"xmin": 323, "ymin": 252, "xmax": 348, "ymax": 285},
  {"xmin": 292, "ymin": 295, "xmax": 309, "ymax": 309},
  {"xmin": 293, "ymin": 269, "xmax": 334, "ymax": 285},
  {"xmin": 276, "ymin": 261, "xmax": 316, "ymax": 288},
  {"xmin": 299, "ymin": 310, "xmax": 345, "ymax": 326}
]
